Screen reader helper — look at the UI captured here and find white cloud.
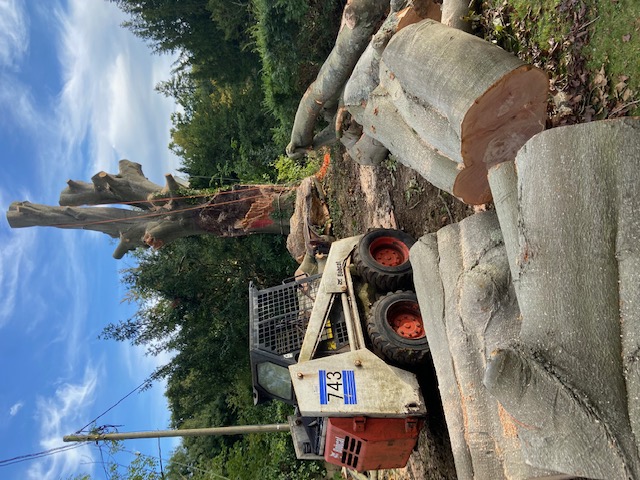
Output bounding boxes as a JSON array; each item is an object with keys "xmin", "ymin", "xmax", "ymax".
[
  {"xmin": 9, "ymin": 401, "xmax": 24, "ymax": 416},
  {"xmin": 55, "ymin": 0, "xmax": 181, "ymax": 184},
  {"xmin": 0, "ymin": 191, "xmax": 37, "ymax": 328},
  {"xmin": 0, "ymin": 231, "xmax": 35, "ymax": 327},
  {"xmin": 27, "ymin": 365, "xmax": 100, "ymax": 480},
  {"xmin": 0, "ymin": 0, "xmax": 28, "ymax": 68},
  {"xmin": 0, "ymin": 74, "xmax": 45, "ymax": 134}
]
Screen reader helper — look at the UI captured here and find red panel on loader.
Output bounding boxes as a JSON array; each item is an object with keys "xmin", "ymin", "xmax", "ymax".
[{"xmin": 324, "ymin": 417, "xmax": 422, "ymax": 472}]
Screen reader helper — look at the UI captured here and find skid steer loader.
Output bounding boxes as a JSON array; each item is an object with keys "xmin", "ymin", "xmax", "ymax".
[{"xmin": 248, "ymin": 229, "xmax": 430, "ymax": 472}]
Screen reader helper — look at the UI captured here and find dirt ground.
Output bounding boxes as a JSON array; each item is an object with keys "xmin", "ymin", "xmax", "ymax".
[
  {"xmin": 321, "ymin": 152, "xmax": 474, "ymax": 480},
  {"xmin": 322, "ymin": 151, "xmax": 475, "ymax": 241}
]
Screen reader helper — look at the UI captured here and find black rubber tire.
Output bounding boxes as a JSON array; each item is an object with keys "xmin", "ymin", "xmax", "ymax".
[
  {"xmin": 353, "ymin": 229, "xmax": 415, "ymax": 292},
  {"xmin": 366, "ymin": 291, "xmax": 430, "ymax": 367}
]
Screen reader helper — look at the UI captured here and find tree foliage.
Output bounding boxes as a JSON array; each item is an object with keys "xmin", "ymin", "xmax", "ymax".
[
  {"xmin": 168, "ymin": 76, "xmax": 281, "ymax": 186},
  {"xmin": 250, "ymin": 0, "xmax": 346, "ymax": 145},
  {"xmin": 110, "ymin": 0, "xmax": 258, "ymax": 84},
  {"xmin": 101, "ymin": 234, "xmax": 319, "ymax": 477}
]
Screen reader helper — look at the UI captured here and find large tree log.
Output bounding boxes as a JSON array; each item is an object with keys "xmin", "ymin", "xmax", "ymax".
[
  {"xmin": 410, "ymin": 212, "xmax": 554, "ymax": 479},
  {"xmin": 363, "ymin": 20, "xmax": 548, "ymax": 204},
  {"xmin": 409, "ymin": 118, "xmax": 640, "ymax": 479},
  {"xmin": 7, "ymin": 160, "xmax": 295, "ymax": 259},
  {"xmin": 484, "ymin": 118, "xmax": 640, "ymax": 479},
  {"xmin": 339, "ymin": 3, "xmax": 441, "ymax": 166}
]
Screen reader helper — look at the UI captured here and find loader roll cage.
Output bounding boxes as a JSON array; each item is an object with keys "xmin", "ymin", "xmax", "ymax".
[{"xmin": 249, "ymin": 273, "xmax": 350, "ymax": 405}]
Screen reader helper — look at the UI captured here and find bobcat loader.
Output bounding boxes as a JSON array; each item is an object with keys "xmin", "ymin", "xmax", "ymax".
[{"xmin": 249, "ymin": 229, "xmax": 430, "ymax": 472}]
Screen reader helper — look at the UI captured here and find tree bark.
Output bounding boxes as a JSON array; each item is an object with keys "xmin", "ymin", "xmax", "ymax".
[
  {"xmin": 441, "ymin": 0, "xmax": 472, "ymax": 32},
  {"xmin": 484, "ymin": 118, "xmax": 640, "ymax": 479},
  {"xmin": 411, "ymin": 119, "xmax": 640, "ymax": 479},
  {"xmin": 7, "ymin": 160, "xmax": 295, "ymax": 259},
  {"xmin": 367, "ymin": 19, "xmax": 548, "ymax": 204},
  {"xmin": 411, "ymin": 212, "xmax": 551, "ymax": 479},
  {"xmin": 339, "ymin": 4, "xmax": 439, "ymax": 166},
  {"xmin": 286, "ymin": 0, "xmax": 389, "ymax": 159}
]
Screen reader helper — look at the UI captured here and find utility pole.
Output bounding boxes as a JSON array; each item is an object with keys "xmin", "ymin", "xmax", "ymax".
[{"xmin": 63, "ymin": 424, "xmax": 290, "ymax": 443}]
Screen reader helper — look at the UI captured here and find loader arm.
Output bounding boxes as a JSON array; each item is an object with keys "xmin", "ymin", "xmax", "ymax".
[{"xmin": 297, "ymin": 236, "xmax": 365, "ymax": 362}]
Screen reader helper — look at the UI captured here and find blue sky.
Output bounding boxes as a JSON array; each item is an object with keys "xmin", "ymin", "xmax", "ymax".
[{"xmin": 0, "ymin": 1, "xmax": 184, "ymax": 478}]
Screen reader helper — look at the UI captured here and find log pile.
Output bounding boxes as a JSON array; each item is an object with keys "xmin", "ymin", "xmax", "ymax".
[{"xmin": 288, "ymin": 0, "xmax": 548, "ymax": 205}]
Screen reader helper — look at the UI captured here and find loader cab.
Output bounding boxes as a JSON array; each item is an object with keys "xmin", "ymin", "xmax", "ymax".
[
  {"xmin": 248, "ymin": 274, "xmax": 321, "ymax": 405},
  {"xmin": 249, "ymin": 274, "xmax": 349, "ymax": 405},
  {"xmin": 250, "ymin": 350, "xmax": 296, "ymax": 405}
]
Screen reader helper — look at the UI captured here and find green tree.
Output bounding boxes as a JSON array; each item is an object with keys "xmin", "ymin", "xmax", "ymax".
[
  {"xmin": 110, "ymin": 0, "xmax": 258, "ymax": 84},
  {"xmin": 168, "ymin": 77, "xmax": 280, "ymax": 186},
  {"xmin": 66, "ymin": 442, "xmax": 162, "ymax": 480}
]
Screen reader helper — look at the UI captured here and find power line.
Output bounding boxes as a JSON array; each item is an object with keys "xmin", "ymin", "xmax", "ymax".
[
  {"xmin": 75, "ymin": 380, "xmax": 148, "ymax": 434},
  {"xmin": 0, "ymin": 381, "xmax": 151, "ymax": 469},
  {"xmin": 0, "ymin": 443, "xmax": 86, "ymax": 468}
]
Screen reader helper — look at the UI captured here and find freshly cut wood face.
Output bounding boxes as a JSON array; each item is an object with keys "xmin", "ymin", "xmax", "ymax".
[
  {"xmin": 379, "ymin": 20, "xmax": 549, "ymax": 205},
  {"xmin": 456, "ymin": 65, "xmax": 548, "ymax": 204}
]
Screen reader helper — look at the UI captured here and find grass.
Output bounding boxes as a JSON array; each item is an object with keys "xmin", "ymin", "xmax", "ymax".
[
  {"xmin": 478, "ymin": 0, "xmax": 640, "ymax": 118},
  {"xmin": 588, "ymin": 0, "xmax": 640, "ymax": 106}
]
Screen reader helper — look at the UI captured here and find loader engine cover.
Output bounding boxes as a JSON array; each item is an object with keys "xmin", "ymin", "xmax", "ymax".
[{"xmin": 324, "ymin": 416, "xmax": 421, "ymax": 472}]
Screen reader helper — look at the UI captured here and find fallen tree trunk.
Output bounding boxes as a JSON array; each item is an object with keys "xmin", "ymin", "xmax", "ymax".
[
  {"xmin": 409, "ymin": 118, "xmax": 640, "ymax": 479},
  {"xmin": 364, "ymin": 19, "xmax": 548, "ymax": 204},
  {"xmin": 339, "ymin": 3, "xmax": 440, "ymax": 166},
  {"xmin": 286, "ymin": 0, "xmax": 388, "ymax": 159},
  {"xmin": 411, "ymin": 212, "xmax": 551, "ymax": 479}
]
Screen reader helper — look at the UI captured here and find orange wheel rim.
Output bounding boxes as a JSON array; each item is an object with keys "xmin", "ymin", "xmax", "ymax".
[
  {"xmin": 369, "ymin": 237, "xmax": 410, "ymax": 267},
  {"xmin": 388, "ymin": 301, "xmax": 425, "ymax": 339}
]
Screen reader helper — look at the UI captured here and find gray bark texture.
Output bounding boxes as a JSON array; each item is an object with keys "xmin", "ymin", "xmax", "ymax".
[
  {"xmin": 411, "ymin": 212, "xmax": 553, "ymax": 479},
  {"xmin": 485, "ymin": 117, "xmax": 640, "ymax": 479},
  {"xmin": 441, "ymin": 0, "xmax": 472, "ymax": 31},
  {"xmin": 289, "ymin": 1, "xmax": 545, "ymax": 204},
  {"xmin": 286, "ymin": 0, "xmax": 389, "ymax": 159},
  {"xmin": 366, "ymin": 19, "xmax": 547, "ymax": 204},
  {"xmin": 7, "ymin": 160, "xmax": 295, "ymax": 259},
  {"xmin": 411, "ymin": 117, "xmax": 640, "ymax": 479}
]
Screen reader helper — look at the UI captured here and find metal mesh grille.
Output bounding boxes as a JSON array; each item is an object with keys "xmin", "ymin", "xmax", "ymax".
[{"xmin": 250, "ymin": 275, "xmax": 348, "ymax": 357}]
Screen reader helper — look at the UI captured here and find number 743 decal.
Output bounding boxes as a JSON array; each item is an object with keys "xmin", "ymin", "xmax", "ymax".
[{"xmin": 319, "ymin": 370, "xmax": 358, "ymax": 405}]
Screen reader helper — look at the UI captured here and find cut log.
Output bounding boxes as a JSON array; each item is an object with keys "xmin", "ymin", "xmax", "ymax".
[
  {"xmin": 369, "ymin": 19, "xmax": 548, "ymax": 204},
  {"xmin": 410, "ymin": 212, "xmax": 553, "ymax": 479},
  {"xmin": 286, "ymin": 177, "xmax": 332, "ymax": 263},
  {"xmin": 340, "ymin": 4, "xmax": 441, "ymax": 166},
  {"xmin": 286, "ymin": 0, "xmax": 388, "ymax": 159},
  {"xmin": 485, "ymin": 118, "xmax": 640, "ymax": 478}
]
